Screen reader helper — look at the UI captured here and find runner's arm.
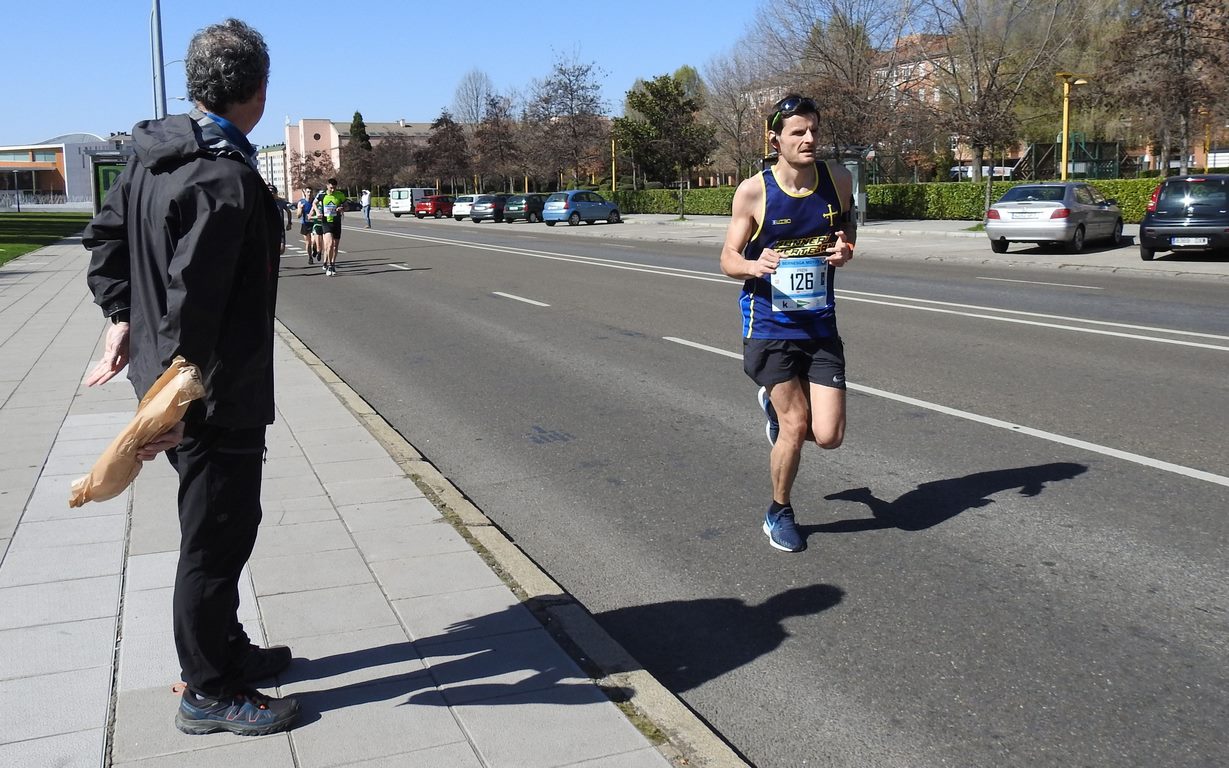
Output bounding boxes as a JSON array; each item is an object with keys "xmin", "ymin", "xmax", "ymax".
[{"xmin": 720, "ymin": 177, "xmax": 778, "ymax": 280}]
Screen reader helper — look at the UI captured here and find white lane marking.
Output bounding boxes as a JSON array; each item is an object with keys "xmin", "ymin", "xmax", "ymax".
[
  {"xmin": 388, "ymin": 263, "xmax": 412, "ymax": 270},
  {"xmin": 365, "ymin": 229, "xmax": 1226, "ymax": 349},
  {"xmin": 842, "ymin": 288, "xmax": 1229, "ymax": 342},
  {"xmin": 493, "ymin": 291, "xmax": 550, "ymax": 307},
  {"xmin": 976, "ymin": 276, "xmax": 1104, "ymax": 290},
  {"xmin": 661, "ymin": 336, "xmax": 1229, "ymax": 488},
  {"xmin": 842, "ymin": 295, "xmax": 1229, "ymax": 352}
]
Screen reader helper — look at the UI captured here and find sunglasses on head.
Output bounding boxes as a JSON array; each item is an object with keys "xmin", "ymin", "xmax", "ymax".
[{"xmin": 768, "ymin": 97, "xmax": 817, "ymax": 131}]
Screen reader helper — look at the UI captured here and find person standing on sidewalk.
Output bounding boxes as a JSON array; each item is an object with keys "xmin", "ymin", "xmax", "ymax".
[
  {"xmin": 360, "ymin": 187, "xmax": 371, "ymax": 228},
  {"xmin": 718, "ymin": 95, "xmax": 856, "ymax": 553},
  {"xmin": 320, "ymin": 177, "xmax": 346, "ymax": 275},
  {"xmin": 82, "ymin": 18, "xmax": 300, "ymax": 736}
]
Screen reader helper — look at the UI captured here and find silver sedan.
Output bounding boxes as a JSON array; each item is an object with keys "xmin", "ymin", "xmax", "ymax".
[{"xmin": 985, "ymin": 182, "xmax": 1123, "ymax": 254}]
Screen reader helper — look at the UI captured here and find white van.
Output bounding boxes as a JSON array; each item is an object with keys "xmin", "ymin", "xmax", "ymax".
[{"xmin": 388, "ymin": 187, "xmax": 436, "ymax": 217}]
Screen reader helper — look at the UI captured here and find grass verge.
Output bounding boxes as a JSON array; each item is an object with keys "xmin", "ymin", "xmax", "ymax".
[{"xmin": 0, "ymin": 211, "xmax": 92, "ymax": 267}]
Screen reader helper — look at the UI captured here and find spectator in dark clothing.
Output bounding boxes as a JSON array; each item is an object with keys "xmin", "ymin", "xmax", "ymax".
[{"xmin": 82, "ymin": 18, "xmax": 300, "ymax": 737}]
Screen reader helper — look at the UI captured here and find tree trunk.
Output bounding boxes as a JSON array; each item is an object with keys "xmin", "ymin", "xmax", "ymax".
[{"xmin": 971, "ymin": 145, "xmax": 985, "ymax": 183}]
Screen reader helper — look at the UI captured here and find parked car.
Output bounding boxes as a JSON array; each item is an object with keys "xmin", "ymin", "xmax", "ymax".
[
  {"xmin": 414, "ymin": 195, "xmax": 454, "ymax": 219},
  {"xmin": 470, "ymin": 194, "xmax": 508, "ymax": 223},
  {"xmin": 1138, "ymin": 174, "xmax": 1229, "ymax": 261},
  {"xmin": 341, "ymin": 198, "xmax": 362, "ymax": 212},
  {"xmin": 984, "ymin": 182, "xmax": 1122, "ymax": 254},
  {"xmin": 542, "ymin": 190, "xmax": 622, "ymax": 226},
  {"xmin": 452, "ymin": 194, "xmax": 479, "ymax": 221},
  {"xmin": 389, "ymin": 187, "xmax": 436, "ymax": 217},
  {"xmin": 503, "ymin": 194, "xmax": 547, "ymax": 223}
]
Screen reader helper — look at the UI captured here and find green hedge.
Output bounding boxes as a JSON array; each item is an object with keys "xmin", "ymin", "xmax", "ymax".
[
  {"xmin": 611, "ymin": 188, "xmax": 736, "ymax": 216},
  {"xmin": 866, "ymin": 178, "xmax": 1160, "ymax": 223},
  {"xmin": 606, "ymin": 178, "xmax": 1162, "ymax": 223}
]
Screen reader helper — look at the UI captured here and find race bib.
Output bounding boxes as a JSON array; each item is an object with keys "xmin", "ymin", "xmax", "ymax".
[
  {"xmin": 324, "ymin": 203, "xmax": 337, "ymax": 218},
  {"xmin": 770, "ymin": 257, "xmax": 827, "ymax": 312}
]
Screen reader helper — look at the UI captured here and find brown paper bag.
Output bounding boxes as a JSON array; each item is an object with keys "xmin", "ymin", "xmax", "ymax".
[{"xmin": 68, "ymin": 356, "xmax": 205, "ymax": 507}]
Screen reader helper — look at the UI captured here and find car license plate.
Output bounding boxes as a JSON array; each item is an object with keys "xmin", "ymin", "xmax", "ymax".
[
  {"xmin": 1172, "ymin": 236, "xmax": 1209, "ymax": 246},
  {"xmin": 1012, "ymin": 212, "xmax": 1039, "ymax": 219}
]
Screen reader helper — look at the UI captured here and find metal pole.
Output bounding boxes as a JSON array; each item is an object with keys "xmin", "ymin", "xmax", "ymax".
[
  {"xmin": 1060, "ymin": 79, "xmax": 1071, "ymax": 181},
  {"xmin": 611, "ymin": 137, "xmax": 616, "ymax": 193},
  {"xmin": 151, "ymin": 0, "xmax": 167, "ymax": 119},
  {"xmin": 13, "ymin": 171, "xmax": 20, "ymax": 213}
]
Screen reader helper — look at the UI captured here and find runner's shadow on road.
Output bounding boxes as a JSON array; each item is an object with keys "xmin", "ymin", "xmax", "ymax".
[
  {"xmin": 810, "ymin": 462, "xmax": 1087, "ymax": 536},
  {"xmin": 594, "ymin": 584, "xmax": 844, "ymax": 693}
]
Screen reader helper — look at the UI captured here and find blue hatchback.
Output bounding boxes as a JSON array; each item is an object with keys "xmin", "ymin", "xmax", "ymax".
[{"xmin": 542, "ymin": 190, "xmax": 622, "ymax": 226}]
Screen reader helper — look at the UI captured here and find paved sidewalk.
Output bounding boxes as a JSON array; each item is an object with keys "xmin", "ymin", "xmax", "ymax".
[{"xmin": 0, "ymin": 242, "xmax": 693, "ymax": 767}]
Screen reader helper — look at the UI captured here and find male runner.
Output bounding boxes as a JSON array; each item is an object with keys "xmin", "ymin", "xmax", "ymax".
[
  {"xmin": 296, "ymin": 187, "xmax": 316, "ymax": 262},
  {"xmin": 320, "ymin": 178, "xmax": 347, "ymax": 276},
  {"xmin": 718, "ymin": 95, "xmax": 856, "ymax": 553}
]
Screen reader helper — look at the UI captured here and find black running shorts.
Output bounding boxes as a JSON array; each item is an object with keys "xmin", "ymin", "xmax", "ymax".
[
  {"xmin": 299, "ymin": 222, "xmax": 312, "ymax": 236},
  {"xmin": 326, "ymin": 219, "xmax": 342, "ymax": 240},
  {"xmin": 743, "ymin": 337, "xmax": 846, "ymax": 389}
]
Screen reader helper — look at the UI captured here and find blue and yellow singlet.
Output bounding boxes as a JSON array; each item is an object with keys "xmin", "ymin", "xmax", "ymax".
[{"xmin": 741, "ymin": 163, "xmax": 845, "ymax": 339}]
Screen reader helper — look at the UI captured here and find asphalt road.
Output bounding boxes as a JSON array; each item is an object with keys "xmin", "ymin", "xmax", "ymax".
[{"xmin": 276, "ymin": 217, "xmax": 1229, "ymax": 768}]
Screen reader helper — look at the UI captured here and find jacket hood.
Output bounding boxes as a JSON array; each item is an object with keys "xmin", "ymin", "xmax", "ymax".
[{"xmin": 131, "ymin": 111, "xmax": 253, "ymax": 173}]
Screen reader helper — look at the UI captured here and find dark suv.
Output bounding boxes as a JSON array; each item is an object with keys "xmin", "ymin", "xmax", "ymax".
[
  {"xmin": 503, "ymin": 194, "xmax": 546, "ymax": 223},
  {"xmin": 1139, "ymin": 174, "xmax": 1229, "ymax": 260}
]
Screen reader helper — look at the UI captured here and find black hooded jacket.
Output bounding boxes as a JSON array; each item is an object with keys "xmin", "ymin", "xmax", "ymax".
[{"xmin": 84, "ymin": 112, "xmax": 281, "ymax": 428}]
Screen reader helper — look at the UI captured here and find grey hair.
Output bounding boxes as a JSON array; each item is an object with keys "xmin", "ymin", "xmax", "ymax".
[{"xmin": 184, "ymin": 18, "xmax": 269, "ymax": 114}]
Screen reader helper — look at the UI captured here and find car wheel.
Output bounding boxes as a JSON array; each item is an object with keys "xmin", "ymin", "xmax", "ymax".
[
  {"xmin": 607, "ymin": 210, "xmax": 621, "ymax": 224},
  {"xmin": 415, "ymin": 214, "xmax": 424, "ymax": 219},
  {"xmin": 454, "ymin": 216, "xmax": 463, "ymax": 222},
  {"xmin": 1110, "ymin": 219, "xmax": 1123, "ymax": 245},
  {"xmin": 1065, "ymin": 225, "xmax": 1086, "ymax": 253},
  {"xmin": 545, "ymin": 221, "xmax": 556, "ymax": 227},
  {"xmin": 1139, "ymin": 245, "xmax": 1156, "ymax": 261},
  {"xmin": 568, "ymin": 212, "xmax": 581, "ymax": 226},
  {"xmin": 434, "ymin": 213, "xmax": 441, "ymax": 219},
  {"xmin": 528, "ymin": 212, "xmax": 540, "ymax": 223},
  {"xmin": 472, "ymin": 218, "xmax": 481, "ymax": 223},
  {"xmin": 990, "ymin": 239, "xmax": 1008, "ymax": 254},
  {"xmin": 393, "ymin": 212, "xmax": 402, "ymax": 218}
]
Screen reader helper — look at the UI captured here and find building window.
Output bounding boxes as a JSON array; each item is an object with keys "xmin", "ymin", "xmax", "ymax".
[
  {"xmin": 313, "ymin": 133, "xmax": 321, "ymax": 141},
  {"xmin": 0, "ymin": 151, "xmax": 29, "ymax": 162},
  {"xmin": 33, "ymin": 151, "xmax": 56, "ymax": 162}
]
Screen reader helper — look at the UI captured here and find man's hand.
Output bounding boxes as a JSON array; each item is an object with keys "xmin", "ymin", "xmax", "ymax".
[
  {"xmin": 136, "ymin": 421, "xmax": 185, "ymax": 461},
  {"xmin": 825, "ymin": 231, "xmax": 854, "ymax": 267},
  {"xmin": 84, "ymin": 321, "xmax": 130, "ymax": 386},
  {"xmin": 749, "ymin": 247, "xmax": 783, "ymax": 278}
]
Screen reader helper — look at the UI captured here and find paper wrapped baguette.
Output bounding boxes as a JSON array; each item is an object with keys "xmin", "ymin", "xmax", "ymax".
[{"xmin": 69, "ymin": 356, "xmax": 205, "ymax": 507}]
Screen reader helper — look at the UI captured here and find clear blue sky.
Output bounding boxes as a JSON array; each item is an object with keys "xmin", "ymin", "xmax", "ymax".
[{"xmin": 7, "ymin": 1, "xmax": 761, "ymax": 148}]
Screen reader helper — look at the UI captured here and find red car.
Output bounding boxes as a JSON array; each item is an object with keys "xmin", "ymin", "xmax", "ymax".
[{"xmin": 414, "ymin": 195, "xmax": 454, "ymax": 219}]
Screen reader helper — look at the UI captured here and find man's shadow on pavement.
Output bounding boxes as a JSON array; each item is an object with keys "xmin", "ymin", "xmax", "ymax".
[
  {"xmin": 810, "ymin": 462, "xmax": 1087, "ymax": 537},
  {"xmin": 594, "ymin": 584, "xmax": 844, "ymax": 693},
  {"xmin": 274, "ymin": 584, "xmax": 843, "ymax": 721}
]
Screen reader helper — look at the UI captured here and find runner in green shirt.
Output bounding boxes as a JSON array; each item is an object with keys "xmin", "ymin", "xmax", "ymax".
[{"xmin": 321, "ymin": 178, "xmax": 347, "ymax": 276}]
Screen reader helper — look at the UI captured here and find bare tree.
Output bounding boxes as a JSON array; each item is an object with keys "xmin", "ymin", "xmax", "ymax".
[
  {"xmin": 289, "ymin": 150, "xmax": 335, "ymax": 194},
  {"xmin": 704, "ymin": 45, "xmax": 771, "ymax": 181},
  {"xmin": 524, "ymin": 54, "xmax": 610, "ymax": 186},
  {"xmin": 1101, "ymin": 0, "xmax": 1229, "ymax": 174},
  {"xmin": 921, "ymin": 0, "xmax": 1082, "ymax": 181},
  {"xmin": 474, "ymin": 95, "xmax": 521, "ymax": 191},
  {"xmin": 452, "ymin": 70, "xmax": 496, "ymax": 126},
  {"xmin": 371, "ymin": 135, "xmax": 417, "ymax": 187},
  {"xmin": 753, "ymin": 0, "xmax": 922, "ymax": 152}
]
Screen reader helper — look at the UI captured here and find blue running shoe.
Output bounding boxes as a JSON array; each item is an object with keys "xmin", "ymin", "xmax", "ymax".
[
  {"xmin": 175, "ymin": 687, "xmax": 300, "ymax": 736},
  {"xmin": 757, "ymin": 387, "xmax": 779, "ymax": 445},
  {"xmin": 763, "ymin": 506, "xmax": 805, "ymax": 552}
]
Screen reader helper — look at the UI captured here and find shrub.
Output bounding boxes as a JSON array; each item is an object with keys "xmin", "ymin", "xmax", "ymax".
[
  {"xmin": 866, "ymin": 178, "xmax": 1160, "ymax": 223},
  {"xmin": 611, "ymin": 187, "xmax": 737, "ymax": 216}
]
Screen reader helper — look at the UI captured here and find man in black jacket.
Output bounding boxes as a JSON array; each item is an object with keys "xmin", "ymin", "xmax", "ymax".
[{"xmin": 83, "ymin": 18, "xmax": 299, "ymax": 736}]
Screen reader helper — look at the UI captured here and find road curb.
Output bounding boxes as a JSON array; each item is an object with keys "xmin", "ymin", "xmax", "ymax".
[{"xmin": 275, "ymin": 321, "xmax": 751, "ymax": 768}]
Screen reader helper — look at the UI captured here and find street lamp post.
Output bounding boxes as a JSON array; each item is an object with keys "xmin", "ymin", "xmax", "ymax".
[
  {"xmin": 1056, "ymin": 72, "xmax": 1088, "ymax": 181},
  {"xmin": 150, "ymin": 0, "xmax": 168, "ymax": 118}
]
